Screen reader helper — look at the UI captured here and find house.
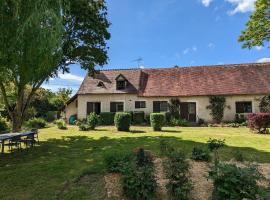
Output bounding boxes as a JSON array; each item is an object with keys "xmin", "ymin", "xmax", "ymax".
[{"xmin": 64, "ymin": 63, "xmax": 270, "ymax": 123}]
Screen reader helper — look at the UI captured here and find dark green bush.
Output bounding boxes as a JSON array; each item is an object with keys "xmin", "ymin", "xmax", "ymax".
[
  {"xmin": 164, "ymin": 150, "xmax": 192, "ymax": 200},
  {"xmin": 133, "ymin": 111, "xmax": 145, "ymax": 124},
  {"xmin": 86, "ymin": 113, "xmax": 99, "ymax": 130},
  {"xmin": 134, "ymin": 148, "xmax": 154, "ymax": 167},
  {"xmin": 209, "ymin": 163, "xmax": 264, "ymax": 200},
  {"xmin": 99, "ymin": 112, "xmax": 115, "ymax": 125},
  {"xmin": 104, "ymin": 151, "xmax": 134, "ymax": 173},
  {"xmin": 170, "ymin": 118, "xmax": 188, "ymax": 127},
  {"xmin": 191, "ymin": 147, "xmax": 211, "ymax": 161},
  {"xmin": 114, "ymin": 112, "xmax": 131, "ymax": 131},
  {"xmin": 45, "ymin": 111, "xmax": 57, "ymax": 122},
  {"xmin": 235, "ymin": 113, "xmax": 246, "ymax": 124},
  {"xmin": 0, "ymin": 117, "xmax": 9, "ymax": 133},
  {"xmin": 150, "ymin": 113, "xmax": 165, "ymax": 131},
  {"xmin": 25, "ymin": 118, "xmax": 47, "ymax": 129},
  {"xmin": 55, "ymin": 119, "xmax": 67, "ymax": 130},
  {"xmin": 207, "ymin": 138, "xmax": 225, "ymax": 152},
  {"xmin": 232, "ymin": 150, "xmax": 244, "ymax": 162}
]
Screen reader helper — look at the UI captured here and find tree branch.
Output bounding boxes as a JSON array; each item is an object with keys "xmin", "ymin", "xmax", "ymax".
[{"xmin": 0, "ymin": 81, "xmax": 13, "ymax": 119}]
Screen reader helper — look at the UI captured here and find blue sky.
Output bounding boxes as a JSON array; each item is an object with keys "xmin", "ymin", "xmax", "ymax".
[{"xmin": 43, "ymin": 0, "xmax": 269, "ymax": 94}]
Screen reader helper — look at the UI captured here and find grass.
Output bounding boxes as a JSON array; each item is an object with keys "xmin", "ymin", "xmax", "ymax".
[{"xmin": 0, "ymin": 125, "xmax": 270, "ymax": 199}]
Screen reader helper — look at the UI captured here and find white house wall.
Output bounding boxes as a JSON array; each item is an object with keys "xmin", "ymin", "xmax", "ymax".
[{"xmin": 74, "ymin": 94, "xmax": 263, "ymax": 122}]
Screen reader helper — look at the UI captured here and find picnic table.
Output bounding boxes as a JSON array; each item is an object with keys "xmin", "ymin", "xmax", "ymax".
[{"xmin": 0, "ymin": 131, "xmax": 34, "ymax": 153}]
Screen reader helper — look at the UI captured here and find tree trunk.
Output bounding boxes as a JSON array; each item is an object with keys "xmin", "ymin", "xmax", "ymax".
[{"xmin": 12, "ymin": 113, "xmax": 23, "ymax": 132}]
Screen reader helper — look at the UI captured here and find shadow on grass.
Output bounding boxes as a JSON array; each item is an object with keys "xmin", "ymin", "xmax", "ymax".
[{"xmin": 0, "ymin": 135, "xmax": 270, "ymax": 199}]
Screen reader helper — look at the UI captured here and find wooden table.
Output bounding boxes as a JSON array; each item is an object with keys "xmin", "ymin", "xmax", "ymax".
[{"xmin": 0, "ymin": 131, "xmax": 34, "ymax": 153}]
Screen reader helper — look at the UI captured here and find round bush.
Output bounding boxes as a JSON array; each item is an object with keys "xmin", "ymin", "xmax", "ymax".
[
  {"xmin": 55, "ymin": 119, "xmax": 67, "ymax": 130},
  {"xmin": 86, "ymin": 113, "xmax": 99, "ymax": 130},
  {"xmin": 99, "ymin": 112, "xmax": 115, "ymax": 125},
  {"xmin": 0, "ymin": 117, "xmax": 9, "ymax": 133},
  {"xmin": 114, "ymin": 112, "xmax": 131, "ymax": 132},
  {"xmin": 25, "ymin": 118, "xmax": 47, "ymax": 129},
  {"xmin": 150, "ymin": 113, "xmax": 165, "ymax": 131}
]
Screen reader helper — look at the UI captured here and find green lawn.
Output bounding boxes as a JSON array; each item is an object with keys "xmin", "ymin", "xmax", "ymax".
[{"xmin": 0, "ymin": 126, "xmax": 270, "ymax": 199}]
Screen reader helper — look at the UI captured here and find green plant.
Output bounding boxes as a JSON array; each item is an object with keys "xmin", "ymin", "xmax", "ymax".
[
  {"xmin": 248, "ymin": 113, "xmax": 270, "ymax": 134},
  {"xmin": 122, "ymin": 164, "xmax": 157, "ymax": 200},
  {"xmin": 104, "ymin": 151, "xmax": 134, "ymax": 173},
  {"xmin": 206, "ymin": 96, "xmax": 230, "ymax": 123},
  {"xmin": 150, "ymin": 113, "xmax": 165, "ymax": 131},
  {"xmin": 134, "ymin": 148, "xmax": 153, "ymax": 167},
  {"xmin": 133, "ymin": 111, "xmax": 145, "ymax": 125},
  {"xmin": 55, "ymin": 119, "xmax": 67, "ymax": 130},
  {"xmin": 209, "ymin": 163, "xmax": 264, "ymax": 200},
  {"xmin": 198, "ymin": 118, "xmax": 205, "ymax": 126},
  {"xmin": 235, "ymin": 113, "xmax": 246, "ymax": 124},
  {"xmin": 86, "ymin": 113, "xmax": 99, "ymax": 130},
  {"xmin": 159, "ymin": 139, "xmax": 170, "ymax": 156},
  {"xmin": 78, "ymin": 123, "xmax": 91, "ymax": 131},
  {"xmin": 164, "ymin": 150, "xmax": 192, "ymax": 200},
  {"xmin": 99, "ymin": 112, "xmax": 115, "ymax": 125},
  {"xmin": 171, "ymin": 118, "xmax": 188, "ymax": 127},
  {"xmin": 0, "ymin": 116, "xmax": 9, "ymax": 133},
  {"xmin": 232, "ymin": 150, "xmax": 244, "ymax": 162},
  {"xmin": 259, "ymin": 95, "xmax": 270, "ymax": 112},
  {"xmin": 45, "ymin": 111, "xmax": 57, "ymax": 122},
  {"xmin": 168, "ymin": 98, "xmax": 181, "ymax": 119},
  {"xmin": 207, "ymin": 138, "xmax": 225, "ymax": 152},
  {"xmin": 114, "ymin": 112, "xmax": 131, "ymax": 132},
  {"xmin": 191, "ymin": 147, "xmax": 211, "ymax": 161},
  {"xmin": 25, "ymin": 118, "xmax": 47, "ymax": 129}
]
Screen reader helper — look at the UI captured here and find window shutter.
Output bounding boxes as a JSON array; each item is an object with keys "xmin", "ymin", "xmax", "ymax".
[
  {"xmin": 153, "ymin": 101, "xmax": 160, "ymax": 112},
  {"xmin": 110, "ymin": 102, "xmax": 117, "ymax": 112},
  {"xmin": 87, "ymin": 102, "xmax": 93, "ymax": 115}
]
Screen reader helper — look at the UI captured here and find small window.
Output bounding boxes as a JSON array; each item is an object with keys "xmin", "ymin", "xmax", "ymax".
[
  {"xmin": 116, "ymin": 80, "xmax": 126, "ymax": 90},
  {"xmin": 135, "ymin": 101, "xmax": 146, "ymax": 109},
  {"xmin": 75, "ymin": 100, "xmax": 78, "ymax": 108},
  {"xmin": 97, "ymin": 81, "xmax": 105, "ymax": 88},
  {"xmin": 87, "ymin": 102, "xmax": 101, "ymax": 115},
  {"xmin": 153, "ymin": 101, "xmax": 168, "ymax": 112},
  {"xmin": 236, "ymin": 101, "xmax": 252, "ymax": 113},
  {"xmin": 110, "ymin": 102, "xmax": 124, "ymax": 112}
]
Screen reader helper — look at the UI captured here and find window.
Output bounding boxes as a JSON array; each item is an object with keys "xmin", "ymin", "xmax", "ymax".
[
  {"xmin": 236, "ymin": 101, "xmax": 252, "ymax": 113},
  {"xmin": 153, "ymin": 101, "xmax": 168, "ymax": 112},
  {"xmin": 97, "ymin": 81, "xmax": 105, "ymax": 88},
  {"xmin": 87, "ymin": 102, "xmax": 101, "ymax": 115},
  {"xmin": 110, "ymin": 102, "xmax": 124, "ymax": 112},
  {"xmin": 116, "ymin": 80, "xmax": 126, "ymax": 90},
  {"xmin": 135, "ymin": 101, "xmax": 146, "ymax": 109}
]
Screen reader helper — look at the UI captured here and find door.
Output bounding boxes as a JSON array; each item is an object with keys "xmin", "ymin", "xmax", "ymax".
[{"xmin": 180, "ymin": 102, "xmax": 196, "ymax": 122}]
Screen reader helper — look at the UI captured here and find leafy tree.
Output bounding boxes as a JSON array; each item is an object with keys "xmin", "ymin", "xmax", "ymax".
[
  {"xmin": 239, "ymin": 0, "xmax": 270, "ymax": 48},
  {"xmin": 259, "ymin": 95, "xmax": 270, "ymax": 112},
  {"xmin": 0, "ymin": 0, "xmax": 110, "ymax": 131},
  {"xmin": 206, "ymin": 96, "xmax": 230, "ymax": 123}
]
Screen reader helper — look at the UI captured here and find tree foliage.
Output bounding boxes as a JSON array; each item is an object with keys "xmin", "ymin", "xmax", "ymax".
[
  {"xmin": 206, "ymin": 96, "xmax": 229, "ymax": 123},
  {"xmin": 0, "ymin": 0, "xmax": 110, "ymax": 131},
  {"xmin": 259, "ymin": 95, "xmax": 270, "ymax": 112},
  {"xmin": 239, "ymin": 0, "xmax": 270, "ymax": 48}
]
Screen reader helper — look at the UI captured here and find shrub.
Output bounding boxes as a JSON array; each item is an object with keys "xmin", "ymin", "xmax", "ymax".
[
  {"xmin": 0, "ymin": 116, "xmax": 9, "ymax": 133},
  {"xmin": 114, "ymin": 112, "xmax": 131, "ymax": 132},
  {"xmin": 207, "ymin": 138, "xmax": 225, "ymax": 152},
  {"xmin": 134, "ymin": 148, "xmax": 154, "ymax": 167},
  {"xmin": 133, "ymin": 111, "xmax": 145, "ymax": 125},
  {"xmin": 209, "ymin": 163, "xmax": 263, "ymax": 200},
  {"xmin": 55, "ymin": 119, "xmax": 67, "ymax": 130},
  {"xmin": 191, "ymin": 147, "xmax": 211, "ymax": 161},
  {"xmin": 198, "ymin": 118, "xmax": 205, "ymax": 126},
  {"xmin": 86, "ymin": 113, "xmax": 99, "ymax": 130},
  {"xmin": 247, "ymin": 113, "xmax": 270, "ymax": 134},
  {"xmin": 259, "ymin": 95, "xmax": 270, "ymax": 112},
  {"xmin": 235, "ymin": 113, "xmax": 246, "ymax": 124},
  {"xmin": 104, "ymin": 151, "xmax": 134, "ymax": 173},
  {"xmin": 150, "ymin": 113, "xmax": 165, "ymax": 131},
  {"xmin": 206, "ymin": 96, "xmax": 230, "ymax": 123},
  {"xmin": 171, "ymin": 118, "xmax": 188, "ymax": 127},
  {"xmin": 78, "ymin": 123, "xmax": 90, "ymax": 131},
  {"xmin": 25, "ymin": 118, "xmax": 47, "ymax": 129},
  {"xmin": 45, "ymin": 111, "xmax": 57, "ymax": 122},
  {"xmin": 99, "ymin": 112, "xmax": 115, "ymax": 125},
  {"xmin": 232, "ymin": 150, "xmax": 244, "ymax": 162},
  {"xmin": 164, "ymin": 150, "xmax": 192, "ymax": 200},
  {"xmin": 159, "ymin": 139, "xmax": 170, "ymax": 156},
  {"xmin": 122, "ymin": 164, "xmax": 157, "ymax": 200}
]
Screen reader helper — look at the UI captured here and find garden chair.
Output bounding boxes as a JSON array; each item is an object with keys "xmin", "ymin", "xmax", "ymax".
[
  {"xmin": 31, "ymin": 129, "xmax": 39, "ymax": 143},
  {"xmin": 4, "ymin": 136, "xmax": 22, "ymax": 152}
]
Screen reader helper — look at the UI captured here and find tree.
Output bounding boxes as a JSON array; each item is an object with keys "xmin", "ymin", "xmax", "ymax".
[
  {"xmin": 239, "ymin": 0, "xmax": 270, "ymax": 48},
  {"xmin": 0, "ymin": 0, "xmax": 110, "ymax": 131},
  {"xmin": 259, "ymin": 95, "xmax": 270, "ymax": 112}
]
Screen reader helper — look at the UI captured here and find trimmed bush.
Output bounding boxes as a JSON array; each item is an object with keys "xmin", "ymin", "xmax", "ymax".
[
  {"xmin": 191, "ymin": 147, "xmax": 211, "ymax": 161},
  {"xmin": 114, "ymin": 112, "xmax": 131, "ymax": 132},
  {"xmin": 104, "ymin": 151, "xmax": 134, "ymax": 173},
  {"xmin": 170, "ymin": 118, "xmax": 188, "ymax": 127},
  {"xmin": 78, "ymin": 122, "xmax": 90, "ymax": 131},
  {"xmin": 209, "ymin": 163, "xmax": 263, "ymax": 199},
  {"xmin": 25, "ymin": 118, "xmax": 47, "ymax": 129},
  {"xmin": 150, "ymin": 113, "xmax": 165, "ymax": 131},
  {"xmin": 86, "ymin": 113, "xmax": 99, "ymax": 130},
  {"xmin": 247, "ymin": 113, "xmax": 270, "ymax": 134},
  {"xmin": 99, "ymin": 112, "xmax": 115, "ymax": 125},
  {"xmin": 55, "ymin": 119, "xmax": 67, "ymax": 130},
  {"xmin": 133, "ymin": 111, "xmax": 145, "ymax": 125},
  {"xmin": 0, "ymin": 117, "xmax": 9, "ymax": 133}
]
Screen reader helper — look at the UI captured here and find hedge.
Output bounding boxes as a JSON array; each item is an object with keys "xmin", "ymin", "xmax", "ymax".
[
  {"xmin": 99, "ymin": 112, "xmax": 115, "ymax": 125},
  {"xmin": 133, "ymin": 111, "xmax": 145, "ymax": 124},
  {"xmin": 247, "ymin": 113, "xmax": 270, "ymax": 134},
  {"xmin": 114, "ymin": 112, "xmax": 131, "ymax": 131},
  {"xmin": 150, "ymin": 113, "xmax": 165, "ymax": 131}
]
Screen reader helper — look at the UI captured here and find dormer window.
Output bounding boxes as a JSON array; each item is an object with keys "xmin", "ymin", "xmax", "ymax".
[
  {"xmin": 115, "ymin": 74, "xmax": 127, "ymax": 90},
  {"xmin": 97, "ymin": 81, "xmax": 105, "ymax": 88}
]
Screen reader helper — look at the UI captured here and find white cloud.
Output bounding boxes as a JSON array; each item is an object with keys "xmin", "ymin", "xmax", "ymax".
[
  {"xmin": 58, "ymin": 73, "xmax": 84, "ymax": 82},
  {"xmin": 201, "ymin": 0, "xmax": 213, "ymax": 7},
  {"xmin": 255, "ymin": 46, "xmax": 263, "ymax": 50},
  {"xmin": 226, "ymin": 0, "xmax": 256, "ymax": 15},
  {"xmin": 257, "ymin": 58, "xmax": 270, "ymax": 63},
  {"xmin": 182, "ymin": 46, "xmax": 197, "ymax": 55},
  {"xmin": 183, "ymin": 48, "xmax": 190, "ymax": 55},
  {"xmin": 192, "ymin": 46, "xmax": 198, "ymax": 51}
]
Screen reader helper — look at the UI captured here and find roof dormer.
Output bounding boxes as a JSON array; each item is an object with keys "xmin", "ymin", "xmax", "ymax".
[{"xmin": 115, "ymin": 74, "xmax": 128, "ymax": 90}]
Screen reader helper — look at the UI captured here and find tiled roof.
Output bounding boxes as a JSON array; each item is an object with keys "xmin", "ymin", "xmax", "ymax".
[{"xmin": 78, "ymin": 63, "xmax": 270, "ymax": 97}]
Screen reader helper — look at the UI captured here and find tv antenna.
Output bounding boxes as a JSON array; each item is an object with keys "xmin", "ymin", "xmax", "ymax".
[{"xmin": 132, "ymin": 57, "xmax": 144, "ymax": 68}]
